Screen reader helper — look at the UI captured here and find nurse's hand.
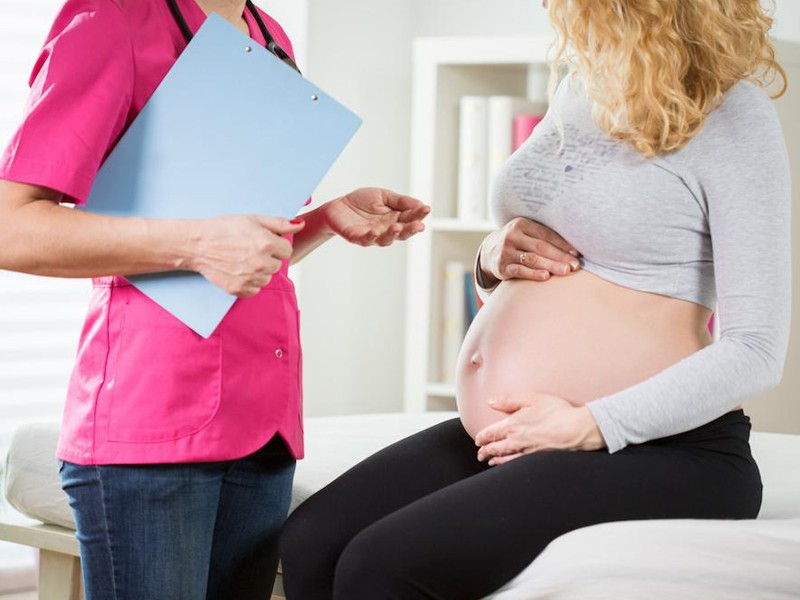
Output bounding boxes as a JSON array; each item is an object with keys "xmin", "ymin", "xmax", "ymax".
[
  {"xmin": 190, "ymin": 215, "xmax": 304, "ymax": 298},
  {"xmin": 325, "ymin": 188, "xmax": 430, "ymax": 247},
  {"xmin": 474, "ymin": 394, "xmax": 606, "ymax": 465},
  {"xmin": 478, "ymin": 218, "xmax": 581, "ymax": 287}
]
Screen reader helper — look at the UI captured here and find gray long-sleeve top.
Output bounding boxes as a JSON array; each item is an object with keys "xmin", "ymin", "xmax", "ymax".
[{"xmin": 487, "ymin": 76, "xmax": 792, "ymax": 453}]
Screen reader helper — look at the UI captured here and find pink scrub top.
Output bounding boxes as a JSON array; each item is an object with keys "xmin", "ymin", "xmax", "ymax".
[{"xmin": 0, "ymin": 0, "xmax": 306, "ymax": 465}]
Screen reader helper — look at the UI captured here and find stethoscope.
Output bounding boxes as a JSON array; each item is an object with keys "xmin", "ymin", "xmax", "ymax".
[{"xmin": 166, "ymin": 0, "xmax": 301, "ymax": 73}]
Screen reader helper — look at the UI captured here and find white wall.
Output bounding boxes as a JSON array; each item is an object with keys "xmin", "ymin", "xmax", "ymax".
[
  {"xmin": 412, "ymin": 0, "xmax": 800, "ymax": 42},
  {"xmin": 296, "ymin": 0, "xmax": 414, "ymax": 417},
  {"xmin": 413, "ymin": 0, "xmax": 550, "ymax": 37},
  {"xmin": 293, "ymin": 0, "xmax": 800, "ymax": 418},
  {"xmin": 772, "ymin": 2, "xmax": 800, "ymax": 42}
]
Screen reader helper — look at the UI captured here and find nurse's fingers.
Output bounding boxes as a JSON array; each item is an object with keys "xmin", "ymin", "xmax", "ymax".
[
  {"xmin": 396, "ymin": 221, "xmax": 426, "ymax": 241},
  {"xmin": 397, "ymin": 205, "xmax": 432, "ymax": 224},
  {"xmin": 375, "ymin": 225, "xmax": 403, "ymax": 247},
  {"xmin": 229, "ymin": 268, "xmax": 275, "ymax": 297},
  {"xmin": 341, "ymin": 225, "xmax": 380, "ymax": 247},
  {"xmin": 378, "ymin": 221, "xmax": 427, "ymax": 245},
  {"xmin": 200, "ymin": 264, "xmax": 273, "ymax": 298},
  {"xmin": 255, "ymin": 215, "xmax": 306, "ymax": 235},
  {"xmin": 269, "ymin": 237, "xmax": 294, "ymax": 261},
  {"xmin": 237, "ymin": 285, "xmax": 262, "ymax": 298},
  {"xmin": 384, "ymin": 193, "xmax": 431, "ymax": 215}
]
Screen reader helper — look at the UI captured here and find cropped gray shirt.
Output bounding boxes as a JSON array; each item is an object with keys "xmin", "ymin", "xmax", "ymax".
[{"xmin": 487, "ymin": 76, "xmax": 792, "ymax": 453}]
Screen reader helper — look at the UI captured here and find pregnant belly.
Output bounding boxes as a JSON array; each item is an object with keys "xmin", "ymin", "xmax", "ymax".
[{"xmin": 455, "ymin": 270, "xmax": 713, "ymax": 439}]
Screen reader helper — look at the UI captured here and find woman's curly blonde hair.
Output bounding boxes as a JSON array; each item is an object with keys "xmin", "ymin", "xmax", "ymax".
[{"xmin": 547, "ymin": 0, "xmax": 787, "ymax": 157}]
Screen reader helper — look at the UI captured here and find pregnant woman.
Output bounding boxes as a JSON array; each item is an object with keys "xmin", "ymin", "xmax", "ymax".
[{"xmin": 280, "ymin": 0, "xmax": 792, "ymax": 598}]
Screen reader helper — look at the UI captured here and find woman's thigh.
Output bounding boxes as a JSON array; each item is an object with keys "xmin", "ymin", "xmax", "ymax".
[
  {"xmin": 281, "ymin": 418, "xmax": 486, "ymax": 598},
  {"xmin": 333, "ymin": 434, "xmax": 762, "ymax": 600},
  {"xmin": 60, "ymin": 460, "xmax": 224, "ymax": 600}
]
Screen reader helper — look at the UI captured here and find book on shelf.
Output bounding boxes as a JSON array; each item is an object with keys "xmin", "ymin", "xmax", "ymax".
[
  {"xmin": 488, "ymin": 96, "xmax": 545, "ymax": 185},
  {"xmin": 513, "ymin": 114, "xmax": 544, "ymax": 152},
  {"xmin": 441, "ymin": 261, "xmax": 466, "ymax": 383},
  {"xmin": 440, "ymin": 261, "xmax": 481, "ymax": 383},
  {"xmin": 464, "ymin": 270, "xmax": 480, "ymax": 326},
  {"xmin": 457, "ymin": 96, "xmax": 489, "ymax": 222},
  {"xmin": 458, "ymin": 95, "xmax": 546, "ymax": 223}
]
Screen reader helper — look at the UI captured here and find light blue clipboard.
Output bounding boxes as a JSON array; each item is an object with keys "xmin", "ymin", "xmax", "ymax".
[{"xmin": 84, "ymin": 13, "xmax": 362, "ymax": 338}]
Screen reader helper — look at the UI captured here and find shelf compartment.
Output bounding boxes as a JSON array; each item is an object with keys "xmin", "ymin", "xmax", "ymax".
[
  {"xmin": 429, "ymin": 218, "xmax": 496, "ymax": 233},
  {"xmin": 426, "ymin": 382, "xmax": 457, "ymax": 398}
]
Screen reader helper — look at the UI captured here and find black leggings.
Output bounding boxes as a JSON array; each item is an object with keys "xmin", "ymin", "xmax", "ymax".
[{"xmin": 280, "ymin": 411, "xmax": 761, "ymax": 599}]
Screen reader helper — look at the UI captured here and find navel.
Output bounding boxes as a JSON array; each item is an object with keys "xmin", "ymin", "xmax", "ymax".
[{"xmin": 469, "ymin": 353, "xmax": 483, "ymax": 370}]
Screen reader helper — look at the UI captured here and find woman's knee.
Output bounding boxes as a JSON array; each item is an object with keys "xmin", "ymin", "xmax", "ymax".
[
  {"xmin": 332, "ymin": 522, "xmax": 433, "ymax": 600},
  {"xmin": 281, "ymin": 500, "xmax": 363, "ymax": 598},
  {"xmin": 280, "ymin": 504, "xmax": 322, "ymax": 568},
  {"xmin": 333, "ymin": 527, "xmax": 396, "ymax": 599}
]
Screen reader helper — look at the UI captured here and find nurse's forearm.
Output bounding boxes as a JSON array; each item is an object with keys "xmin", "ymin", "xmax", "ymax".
[
  {"xmin": 290, "ymin": 203, "xmax": 335, "ymax": 264},
  {"xmin": 0, "ymin": 181, "xmax": 194, "ymax": 278}
]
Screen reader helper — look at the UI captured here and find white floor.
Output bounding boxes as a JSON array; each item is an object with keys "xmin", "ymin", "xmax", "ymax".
[
  {"xmin": 0, "ymin": 492, "xmax": 38, "ymax": 600},
  {"xmin": 0, "ymin": 539, "xmax": 36, "ymax": 598}
]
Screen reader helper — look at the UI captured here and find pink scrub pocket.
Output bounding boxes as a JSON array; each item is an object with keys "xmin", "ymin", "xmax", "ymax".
[{"xmin": 106, "ymin": 290, "xmax": 222, "ymax": 444}]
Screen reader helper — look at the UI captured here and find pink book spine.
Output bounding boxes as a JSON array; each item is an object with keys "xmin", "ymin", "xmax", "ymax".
[{"xmin": 512, "ymin": 114, "xmax": 544, "ymax": 152}]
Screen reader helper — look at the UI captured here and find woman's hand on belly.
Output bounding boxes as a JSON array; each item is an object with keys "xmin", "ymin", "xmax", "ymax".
[
  {"xmin": 474, "ymin": 393, "xmax": 606, "ymax": 465},
  {"xmin": 478, "ymin": 218, "xmax": 581, "ymax": 287}
]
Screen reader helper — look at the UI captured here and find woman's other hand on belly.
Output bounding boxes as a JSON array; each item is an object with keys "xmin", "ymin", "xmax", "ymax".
[
  {"xmin": 478, "ymin": 218, "xmax": 581, "ymax": 287},
  {"xmin": 474, "ymin": 393, "xmax": 606, "ymax": 465}
]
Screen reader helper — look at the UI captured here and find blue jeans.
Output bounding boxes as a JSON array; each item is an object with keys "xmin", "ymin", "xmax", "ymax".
[{"xmin": 60, "ymin": 435, "xmax": 296, "ymax": 600}]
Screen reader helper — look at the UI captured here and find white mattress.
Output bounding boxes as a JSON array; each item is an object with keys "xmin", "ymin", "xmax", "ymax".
[
  {"xmin": 2, "ymin": 413, "xmax": 456, "ymax": 529},
  {"xmin": 489, "ymin": 518, "xmax": 800, "ymax": 600},
  {"xmin": 5, "ymin": 414, "xmax": 800, "ymax": 597}
]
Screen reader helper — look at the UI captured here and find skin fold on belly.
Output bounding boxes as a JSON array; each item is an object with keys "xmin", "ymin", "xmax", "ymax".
[{"xmin": 455, "ymin": 270, "xmax": 713, "ymax": 439}]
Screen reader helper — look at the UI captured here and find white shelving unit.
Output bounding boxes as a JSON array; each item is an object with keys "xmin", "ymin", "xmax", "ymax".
[{"xmin": 403, "ymin": 36, "xmax": 554, "ymax": 413}]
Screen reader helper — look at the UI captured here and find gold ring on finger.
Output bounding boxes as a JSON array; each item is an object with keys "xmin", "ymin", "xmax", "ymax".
[{"xmin": 519, "ymin": 252, "xmax": 528, "ymax": 265}]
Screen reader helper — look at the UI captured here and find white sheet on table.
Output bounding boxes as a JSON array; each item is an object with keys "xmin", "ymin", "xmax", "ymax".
[{"xmin": 487, "ymin": 518, "xmax": 800, "ymax": 600}]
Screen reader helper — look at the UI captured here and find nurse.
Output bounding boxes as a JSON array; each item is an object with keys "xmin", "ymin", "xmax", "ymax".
[{"xmin": 0, "ymin": 0, "xmax": 429, "ymax": 599}]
